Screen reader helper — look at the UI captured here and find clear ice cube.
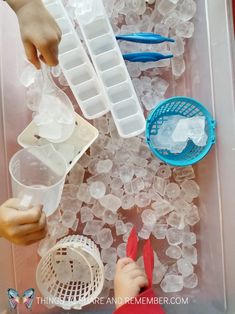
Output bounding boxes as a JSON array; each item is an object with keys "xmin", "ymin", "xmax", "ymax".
[
  {"xmin": 160, "ymin": 274, "xmax": 184, "ymax": 293},
  {"xmin": 166, "ymin": 245, "xmax": 182, "ymax": 259},
  {"xmin": 99, "ymin": 194, "xmax": 122, "ymax": 213},
  {"xmin": 97, "ymin": 228, "xmax": 113, "ymax": 249},
  {"xmin": 89, "ymin": 181, "xmax": 106, "ymax": 199}
]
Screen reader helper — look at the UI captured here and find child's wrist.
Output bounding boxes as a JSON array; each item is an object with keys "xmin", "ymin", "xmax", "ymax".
[{"xmin": 6, "ymin": 0, "xmax": 43, "ymax": 15}]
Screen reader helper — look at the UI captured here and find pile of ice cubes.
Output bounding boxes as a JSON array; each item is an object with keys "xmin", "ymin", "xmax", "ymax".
[
  {"xmin": 151, "ymin": 115, "xmax": 208, "ymax": 153},
  {"xmin": 38, "ymin": 112, "xmax": 200, "ymax": 296}
]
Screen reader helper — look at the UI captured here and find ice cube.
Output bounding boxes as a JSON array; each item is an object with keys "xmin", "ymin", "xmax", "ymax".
[
  {"xmin": 92, "ymin": 202, "xmax": 106, "ymax": 218},
  {"xmin": 151, "ymin": 200, "xmax": 174, "ymax": 217},
  {"xmin": 110, "ymin": 178, "xmax": 123, "ymax": 190},
  {"xmin": 61, "ymin": 210, "xmax": 77, "ymax": 229},
  {"xmin": 79, "ymin": 153, "xmax": 90, "ymax": 168},
  {"xmin": 101, "ymin": 247, "xmax": 117, "ymax": 264},
  {"xmin": 97, "ymin": 159, "xmax": 113, "ymax": 173},
  {"xmin": 115, "ymin": 220, "xmax": 128, "ymax": 236},
  {"xmin": 183, "ymin": 273, "xmax": 198, "ymax": 289},
  {"xmin": 183, "ymin": 232, "xmax": 196, "ymax": 246},
  {"xmin": 99, "ymin": 194, "xmax": 122, "ymax": 213},
  {"xmin": 172, "ymin": 118, "xmax": 189, "ymax": 142},
  {"xmin": 138, "ymin": 225, "xmax": 152, "ymax": 239},
  {"xmin": 181, "ymin": 180, "xmax": 200, "ymax": 199},
  {"xmin": 77, "ymin": 183, "xmax": 91, "ymax": 203},
  {"xmin": 135, "ymin": 192, "xmax": 151, "ymax": 208},
  {"xmin": 163, "ymin": 10, "xmax": 181, "ymax": 28},
  {"xmin": 182, "ymin": 245, "xmax": 197, "ymax": 265},
  {"xmin": 176, "ymin": 21, "xmax": 194, "ymax": 38},
  {"xmin": 68, "ymin": 164, "xmax": 85, "ymax": 186},
  {"xmin": 152, "ymin": 224, "xmax": 168, "ymax": 240},
  {"xmin": 153, "ymin": 262, "xmax": 168, "ymax": 284},
  {"xmin": 141, "ymin": 209, "xmax": 157, "ymax": 227},
  {"xmin": 166, "ymin": 245, "xmax": 182, "ymax": 259},
  {"xmin": 117, "ymin": 243, "xmax": 127, "ymax": 258},
  {"xmin": 80, "ymin": 207, "xmax": 94, "ymax": 223},
  {"xmin": 166, "ymin": 228, "xmax": 183, "ymax": 245},
  {"xmin": 177, "ymin": 258, "xmax": 194, "ymax": 277},
  {"xmin": 103, "ymin": 210, "xmax": 118, "ymax": 225},
  {"xmin": 172, "ymin": 56, "xmax": 186, "ymax": 77},
  {"xmin": 173, "ymin": 198, "xmax": 192, "ymax": 215},
  {"xmin": 184, "ymin": 205, "xmax": 200, "ymax": 226},
  {"xmin": 173, "ymin": 166, "xmax": 195, "ymax": 183},
  {"xmin": 89, "ymin": 181, "xmax": 106, "ymax": 199},
  {"xmin": 167, "ymin": 211, "xmax": 185, "ymax": 229},
  {"xmin": 20, "ymin": 64, "xmax": 37, "ymax": 87},
  {"xmin": 83, "ymin": 220, "xmax": 104, "ymax": 235},
  {"xmin": 38, "ymin": 237, "xmax": 56, "ymax": 257},
  {"xmin": 132, "ymin": 178, "xmax": 145, "ymax": 194},
  {"xmin": 60, "ymin": 198, "xmax": 82, "ymax": 214},
  {"xmin": 119, "ymin": 165, "xmax": 134, "ymax": 183},
  {"xmin": 187, "ymin": 116, "xmax": 207, "ymax": 146},
  {"xmin": 151, "ymin": 77, "xmax": 169, "ymax": 96},
  {"xmin": 121, "ymin": 194, "xmax": 135, "ymax": 210},
  {"xmin": 157, "ymin": 0, "xmax": 177, "ymax": 16},
  {"xmin": 125, "ymin": 11, "xmax": 140, "ymax": 25},
  {"xmin": 153, "ymin": 176, "xmax": 167, "ymax": 196},
  {"xmin": 170, "ymin": 36, "xmax": 185, "ymax": 57},
  {"xmin": 160, "ymin": 275, "xmax": 183, "ymax": 293},
  {"xmin": 97, "ymin": 228, "xmax": 113, "ymax": 249},
  {"xmin": 165, "ymin": 183, "xmax": 181, "ymax": 199},
  {"xmin": 104, "ymin": 263, "xmax": 116, "ymax": 281},
  {"xmin": 178, "ymin": 0, "xmax": 197, "ymax": 21}
]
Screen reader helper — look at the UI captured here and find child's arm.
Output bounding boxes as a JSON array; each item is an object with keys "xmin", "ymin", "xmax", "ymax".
[
  {"xmin": 6, "ymin": 0, "xmax": 61, "ymax": 69},
  {"xmin": 0, "ymin": 199, "xmax": 47, "ymax": 245}
]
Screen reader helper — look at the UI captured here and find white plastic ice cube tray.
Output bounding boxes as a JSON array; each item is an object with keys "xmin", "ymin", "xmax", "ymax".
[
  {"xmin": 76, "ymin": 0, "xmax": 146, "ymax": 138},
  {"xmin": 43, "ymin": 0, "xmax": 109, "ymax": 120},
  {"xmin": 17, "ymin": 112, "xmax": 99, "ymax": 173}
]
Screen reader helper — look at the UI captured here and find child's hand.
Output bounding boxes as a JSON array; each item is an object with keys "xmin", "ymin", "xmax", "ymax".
[
  {"xmin": 114, "ymin": 257, "xmax": 148, "ymax": 309},
  {"xmin": 13, "ymin": 0, "xmax": 62, "ymax": 69},
  {"xmin": 0, "ymin": 199, "xmax": 47, "ymax": 246}
]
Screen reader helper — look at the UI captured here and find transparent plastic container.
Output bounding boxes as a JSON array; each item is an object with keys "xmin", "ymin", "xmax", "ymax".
[
  {"xmin": 0, "ymin": 0, "xmax": 235, "ymax": 314},
  {"xmin": 9, "ymin": 145, "xmax": 67, "ymax": 217}
]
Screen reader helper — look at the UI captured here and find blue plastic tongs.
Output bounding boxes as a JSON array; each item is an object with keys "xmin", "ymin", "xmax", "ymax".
[{"xmin": 116, "ymin": 32, "xmax": 174, "ymax": 63}]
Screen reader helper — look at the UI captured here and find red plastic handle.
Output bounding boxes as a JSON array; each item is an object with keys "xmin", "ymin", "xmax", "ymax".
[
  {"xmin": 143, "ymin": 239, "xmax": 154, "ymax": 288},
  {"xmin": 126, "ymin": 227, "xmax": 138, "ymax": 260}
]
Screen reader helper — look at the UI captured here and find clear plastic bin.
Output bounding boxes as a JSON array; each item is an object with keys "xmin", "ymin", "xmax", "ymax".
[{"xmin": 0, "ymin": 0, "xmax": 235, "ymax": 314}]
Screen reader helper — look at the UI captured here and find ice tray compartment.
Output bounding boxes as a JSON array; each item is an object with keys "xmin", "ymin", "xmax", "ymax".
[
  {"xmin": 90, "ymin": 34, "xmax": 115, "ymax": 56},
  {"xmin": 43, "ymin": 0, "xmax": 110, "ymax": 119},
  {"xmin": 96, "ymin": 50, "xmax": 121, "ymax": 71},
  {"xmin": 111, "ymin": 98, "xmax": 139, "ymax": 120},
  {"xmin": 107, "ymin": 82, "xmax": 132, "ymax": 103},
  {"xmin": 102, "ymin": 66, "xmax": 127, "ymax": 88},
  {"xmin": 83, "ymin": 18, "xmax": 110, "ymax": 40}
]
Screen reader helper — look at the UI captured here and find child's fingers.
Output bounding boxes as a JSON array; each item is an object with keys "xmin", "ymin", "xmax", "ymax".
[
  {"xmin": 16, "ymin": 212, "xmax": 47, "ymax": 236},
  {"xmin": 116, "ymin": 257, "xmax": 134, "ymax": 271},
  {"xmin": 134, "ymin": 276, "xmax": 149, "ymax": 289},
  {"xmin": 12, "ymin": 206, "xmax": 43, "ymax": 225},
  {"xmin": 23, "ymin": 228, "xmax": 47, "ymax": 245},
  {"xmin": 38, "ymin": 41, "xmax": 59, "ymax": 67},
  {"xmin": 122, "ymin": 262, "xmax": 139, "ymax": 272},
  {"xmin": 23, "ymin": 41, "xmax": 41, "ymax": 69},
  {"xmin": 129, "ymin": 269, "xmax": 147, "ymax": 280}
]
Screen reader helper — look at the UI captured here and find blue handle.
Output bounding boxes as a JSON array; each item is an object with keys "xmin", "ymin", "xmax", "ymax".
[
  {"xmin": 123, "ymin": 52, "xmax": 174, "ymax": 63},
  {"xmin": 116, "ymin": 33, "xmax": 175, "ymax": 44}
]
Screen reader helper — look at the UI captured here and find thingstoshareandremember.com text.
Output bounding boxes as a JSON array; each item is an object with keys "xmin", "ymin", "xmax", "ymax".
[{"xmin": 36, "ymin": 296, "xmax": 190, "ymax": 306}]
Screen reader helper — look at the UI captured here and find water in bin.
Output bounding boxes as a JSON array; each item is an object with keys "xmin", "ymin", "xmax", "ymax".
[{"xmin": 9, "ymin": 144, "xmax": 67, "ymax": 216}]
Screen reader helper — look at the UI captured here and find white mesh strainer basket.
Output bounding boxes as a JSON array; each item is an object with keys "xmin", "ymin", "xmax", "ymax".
[{"xmin": 36, "ymin": 235, "xmax": 104, "ymax": 310}]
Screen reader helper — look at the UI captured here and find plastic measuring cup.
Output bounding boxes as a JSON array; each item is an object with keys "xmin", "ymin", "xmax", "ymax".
[{"xmin": 9, "ymin": 144, "xmax": 67, "ymax": 216}]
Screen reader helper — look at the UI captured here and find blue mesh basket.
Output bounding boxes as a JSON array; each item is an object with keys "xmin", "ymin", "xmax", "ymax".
[{"xmin": 146, "ymin": 97, "xmax": 216, "ymax": 166}]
